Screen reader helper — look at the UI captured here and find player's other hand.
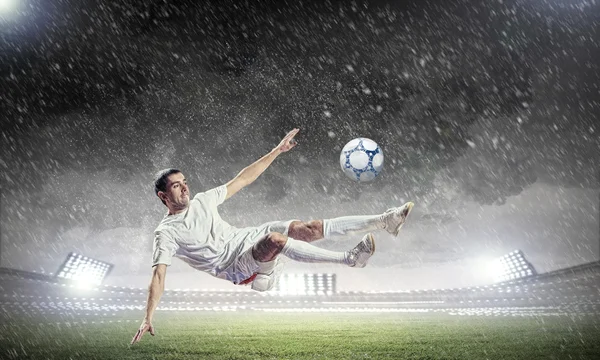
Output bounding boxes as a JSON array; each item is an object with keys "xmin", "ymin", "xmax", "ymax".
[
  {"xmin": 274, "ymin": 128, "xmax": 299, "ymax": 153},
  {"xmin": 131, "ymin": 319, "xmax": 155, "ymax": 345}
]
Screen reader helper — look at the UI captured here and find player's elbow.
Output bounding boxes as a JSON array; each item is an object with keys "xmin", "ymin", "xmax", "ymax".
[{"xmin": 233, "ymin": 175, "xmax": 251, "ymax": 187}]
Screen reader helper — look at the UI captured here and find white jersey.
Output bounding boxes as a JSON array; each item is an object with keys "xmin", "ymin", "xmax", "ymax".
[
  {"xmin": 152, "ymin": 184, "xmax": 295, "ymax": 283},
  {"xmin": 152, "ymin": 185, "xmax": 239, "ymax": 276}
]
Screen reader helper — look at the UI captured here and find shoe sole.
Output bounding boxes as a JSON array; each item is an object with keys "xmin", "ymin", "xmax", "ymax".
[
  {"xmin": 355, "ymin": 233, "xmax": 375, "ymax": 268},
  {"xmin": 393, "ymin": 202, "xmax": 414, "ymax": 237},
  {"xmin": 367, "ymin": 233, "xmax": 375, "ymax": 255}
]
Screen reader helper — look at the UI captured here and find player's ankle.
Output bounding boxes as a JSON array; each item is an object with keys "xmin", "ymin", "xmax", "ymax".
[
  {"xmin": 377, "ymin": 214, "xmax": 387, "ymax": 230},
  {"xmin": 343, "ymin": 251, "xmax": 353, "ymax": 266}
]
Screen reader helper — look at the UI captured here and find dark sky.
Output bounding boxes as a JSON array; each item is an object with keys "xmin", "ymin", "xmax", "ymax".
[{"xmin": 1, "ymin": 0, "xmax": 598, "ymax": 290}]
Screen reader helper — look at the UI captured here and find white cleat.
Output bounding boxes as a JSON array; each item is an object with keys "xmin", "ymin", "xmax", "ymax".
[
  {"xmin": 347, "ymin": 233, "xmax": 375, "ymax": 268},
  {"xmin": 251, "ymin": 258, "xmax": 284, "ymax": 292},
  {"xmin": 382, "ymin": 202, "xmax": 415, "ymax": 237}
]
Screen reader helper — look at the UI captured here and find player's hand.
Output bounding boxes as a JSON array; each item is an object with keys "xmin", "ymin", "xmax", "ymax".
[
  {"xmin": 274, "ymin": 128, "xmax": 299, "ymax": 153},
  {"xmin": 131, "ymin": 319, "xmax": 155, "ymax": 345}
]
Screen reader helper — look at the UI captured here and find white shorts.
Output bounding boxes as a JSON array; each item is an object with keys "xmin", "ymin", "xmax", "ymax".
[{"xmin": 216, "ymin": 219, "xmax": 297, "ymax": 285}]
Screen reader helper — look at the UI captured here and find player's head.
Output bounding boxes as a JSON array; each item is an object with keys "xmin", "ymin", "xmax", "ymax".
[{"xmin": 153, "ymin": 168, "xmax": 190, "ymax": 209}]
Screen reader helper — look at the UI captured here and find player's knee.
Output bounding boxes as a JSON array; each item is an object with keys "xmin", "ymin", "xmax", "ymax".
[
  {"xmin": 254, "ymin": 232, "xmax": 287, "ymax": 262},
  {"xmin": 289, "ymin": 220, "xmax": 323, "ymax": 242},
  {"xmin": 306, "ymin": 220, "xmax": 323, "ymax": 240},
  {"xmin": 264, "ymin": 232, "xmax": 288, "ymax": 251}
]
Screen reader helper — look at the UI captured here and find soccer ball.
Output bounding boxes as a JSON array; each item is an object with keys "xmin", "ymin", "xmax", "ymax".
[{"xmin": 339, "ymin": 138, "xmax": 384, "ymax": 182}]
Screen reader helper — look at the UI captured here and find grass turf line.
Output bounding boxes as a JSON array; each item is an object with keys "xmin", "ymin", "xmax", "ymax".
[{"xmin": 1, "ymin": 312, "xmax": 599, "ymax": 359}]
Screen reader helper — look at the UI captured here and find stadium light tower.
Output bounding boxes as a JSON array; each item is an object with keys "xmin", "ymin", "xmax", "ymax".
[
  {"xmin": 487, "ymin": 250, "xmax": 537, "ymax": 283},
  {"xmin": 56, "ymin": 252, "xmax": 113, "ymax": 288}
]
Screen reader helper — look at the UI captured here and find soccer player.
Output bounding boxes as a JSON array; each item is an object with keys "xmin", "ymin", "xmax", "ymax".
[{"xmin": 131, "ymin": 128, "xmax": 414, "ymax": 344}]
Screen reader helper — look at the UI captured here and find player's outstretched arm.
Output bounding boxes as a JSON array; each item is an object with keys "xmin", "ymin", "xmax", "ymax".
[
  {"xmin": 131, "ymin": 264, "xmax": 167, "ymax": 345},
  {"xmin": 225, "ymin": 128, "xmax": 299, "ymax": 200}
]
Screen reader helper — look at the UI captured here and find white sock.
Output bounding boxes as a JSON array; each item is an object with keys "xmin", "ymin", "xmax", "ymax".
[
  {"xmin": 256, "ymin": 258, "xmax": 277, "ymax": 274},
  {"xmin": 323, "ymin": 214, "xmax": 384, "ymax": 237},
  {"xmin": 281, "ymin": 238, "xmax": 348, "ymax": 264}
]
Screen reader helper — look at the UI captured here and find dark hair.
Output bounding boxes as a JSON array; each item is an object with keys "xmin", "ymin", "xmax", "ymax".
[{"xmin": 153, "ymin": 168, "xmax": 181, "ymax": 205}]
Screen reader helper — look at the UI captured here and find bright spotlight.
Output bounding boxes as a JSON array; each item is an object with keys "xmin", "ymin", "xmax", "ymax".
[
  {"xmin": 0, "ymin": 0, "xmax": 15, "ymax": 12},
  {"xmin": 274, "ymin": 273, "xmax": 336, "ymax": 295},
  {"xmin": 486, "ymin": 259, "xmax": 505, "ymax": 279},
  {"xmin": 56, "ymin": 252, "xmax": 113, "ymax": 286},
  {"xmin": 487, "ymin": 250, "xmax": 537, "ymax": 283}
]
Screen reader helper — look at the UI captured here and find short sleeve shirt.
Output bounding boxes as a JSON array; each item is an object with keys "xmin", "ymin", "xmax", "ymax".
[{"xmin": 152, "ymin": 185, "xmax": 239, "ymax": 276}]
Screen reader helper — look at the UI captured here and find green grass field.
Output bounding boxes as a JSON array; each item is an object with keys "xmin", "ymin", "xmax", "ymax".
[{"xmin": 2, "ymin": 312, "xmax": 599, "ymax": 359}]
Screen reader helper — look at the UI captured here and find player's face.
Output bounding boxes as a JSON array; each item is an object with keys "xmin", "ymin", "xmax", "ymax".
[{"xmin": 164, "ymin": 172, "xmax": 190, "ymax": 209}]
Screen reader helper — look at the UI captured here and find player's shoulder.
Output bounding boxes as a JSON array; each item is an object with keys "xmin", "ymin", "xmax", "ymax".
[
  {"xmin": 154, "ymin": 222, "xmax": 168, "ymax": 233},
  {"xmin": 154, "ymin": 216, "xmax": 179, "ymax": 236},
  {"xmin": 154, "ymin": 225, "xmax": 177, "ymax": 244},
  {"xmin": 193, "ymin": 184, "xmax": 226, "ymax": 201}
]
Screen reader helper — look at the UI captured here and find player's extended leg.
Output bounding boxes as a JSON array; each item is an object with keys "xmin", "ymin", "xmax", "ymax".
[
  {"xmin": 288, "ymin": 201, "xmax": 415, "ymax": 242},
  {"xmin": 250, "ymin": 232, "xmax": 375, "ymax": 291}
]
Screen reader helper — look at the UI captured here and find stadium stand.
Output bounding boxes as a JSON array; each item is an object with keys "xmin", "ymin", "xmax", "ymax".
[{"xmin": 1, "ymin": 262, "xmax": 599, "ymax": 317}]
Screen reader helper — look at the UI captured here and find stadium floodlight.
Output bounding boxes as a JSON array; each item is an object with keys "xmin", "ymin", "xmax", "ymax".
[
  {"xmin": 274, "ymin": 273, "xmax": 336, "ymax": 295},
  {"xmin": 55, "ymin": 252, "xmax": 113, "ymax": 288},
  {"xmin": 487, "ymin": 250, "xmax": 537, "ymax": 283},
  {"xmin": 0, "ymin": 0, "xmax": 15, "ymax": 12}
]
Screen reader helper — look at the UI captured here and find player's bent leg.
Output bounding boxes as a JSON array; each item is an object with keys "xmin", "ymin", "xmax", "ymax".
[
  {"xmin": 251, "ymin": 232, "xmax": 286, "ymax": 292},
  {"xmin": 250, "ymin": 231, "xmax": 378, "ymax": 292},
  {"xmin": 252, "ymin": 232, "xmax": 287, "ymax": 262}
]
